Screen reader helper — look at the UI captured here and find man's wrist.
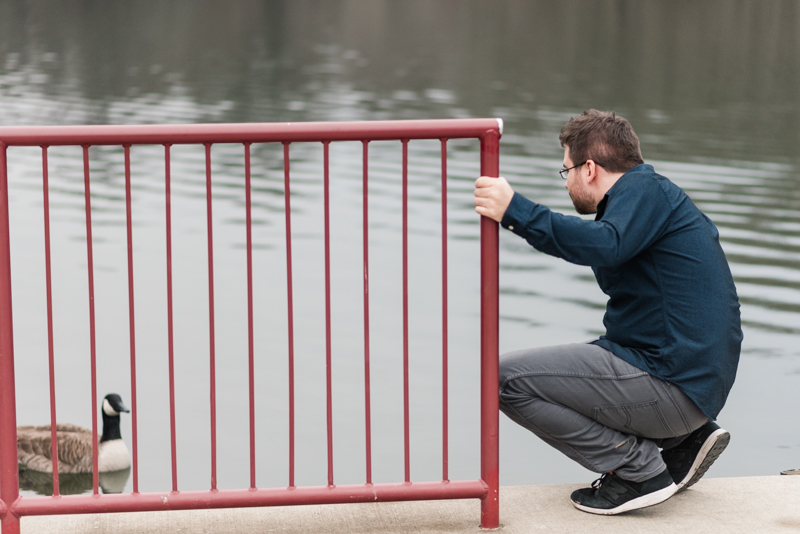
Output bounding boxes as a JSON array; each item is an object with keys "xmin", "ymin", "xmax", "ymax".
[{"xmin": 501, "ymin": 192, "xmax": 535, "ymax": 235}]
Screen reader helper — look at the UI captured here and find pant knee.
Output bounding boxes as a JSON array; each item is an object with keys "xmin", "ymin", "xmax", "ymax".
[
  {"xmin": 498, "ymin": 358, "xmax": 537, "ymax": 410},
  {"xmin": 498, "ymin": 353, "xmax": 517, "ymax": 390},
  {"xmin": 498, "ymin": 358, "xmax": 516, "ymax": 404}
]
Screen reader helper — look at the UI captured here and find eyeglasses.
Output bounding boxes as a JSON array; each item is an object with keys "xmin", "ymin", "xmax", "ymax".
[{"xmin": 559, "ymin": 161, "xmax": 586, "ymax": 180}]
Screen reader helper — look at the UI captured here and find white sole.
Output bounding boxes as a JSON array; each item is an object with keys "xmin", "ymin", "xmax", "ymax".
[
  {"xmin": 571, "ymin": 482, "xmax": 677, "ymax": 515},
  {"xmin": 676, "ymin": 428, "xmax": 730, "ymax": 491}
]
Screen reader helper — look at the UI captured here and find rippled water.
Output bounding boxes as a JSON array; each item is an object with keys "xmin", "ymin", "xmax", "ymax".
[{"xmin": 2, "ymin": 0, "xmax": 799, "ymax": 494}]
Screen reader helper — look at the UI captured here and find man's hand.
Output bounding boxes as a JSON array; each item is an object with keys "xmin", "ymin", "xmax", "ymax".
[{"xmin": 474, "ymin": 176, "xmax": 514, "ymax": 222}]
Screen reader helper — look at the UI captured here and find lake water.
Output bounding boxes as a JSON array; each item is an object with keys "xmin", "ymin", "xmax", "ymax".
[{"xmin": 2, "ymin": 0, "xmax": 799, "ymax": 495}]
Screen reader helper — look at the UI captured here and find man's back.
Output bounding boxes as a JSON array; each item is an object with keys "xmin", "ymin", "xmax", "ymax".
[{"xmin": 589, "ymin": 164, "xmax": 742, "ymax": 420}]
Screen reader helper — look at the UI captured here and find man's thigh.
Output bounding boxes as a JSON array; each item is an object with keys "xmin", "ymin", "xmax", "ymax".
[{"xmin": 499, "ymin": 343, "xmax": 706, "ymax": 439}]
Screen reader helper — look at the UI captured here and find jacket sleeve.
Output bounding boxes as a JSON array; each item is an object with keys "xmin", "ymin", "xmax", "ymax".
[{"xmin": 500, "ymin": 181, "xmax": 673, "ymax": 267}]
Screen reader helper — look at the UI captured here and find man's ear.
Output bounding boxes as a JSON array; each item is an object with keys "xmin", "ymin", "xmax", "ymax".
[{"xmin": 585, "ymin": 159, "xmax": 599, "ymax": 183}]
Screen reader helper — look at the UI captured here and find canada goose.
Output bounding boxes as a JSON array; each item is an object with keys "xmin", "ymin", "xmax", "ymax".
[{"xmin": 17, "ymin": 393, "xmax": 131, "ymax": 474}]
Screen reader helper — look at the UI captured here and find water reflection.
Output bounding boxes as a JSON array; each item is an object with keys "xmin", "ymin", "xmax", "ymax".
[
  {"xmin": 19, "ymin": 467, "xmax": 131, "ymax": 496},
  {"xmin": 2, "ymin": 0, "xmax": 799, "ymax": 490},
  {"xmin": 2, "ymin": 0, "xmax": 799, "ymax": 163}
]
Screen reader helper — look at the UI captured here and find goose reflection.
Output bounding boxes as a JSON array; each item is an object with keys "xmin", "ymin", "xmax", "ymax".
[{"xmin": 18, "ymin": 466, "xmax": 131, "ymax": 495}]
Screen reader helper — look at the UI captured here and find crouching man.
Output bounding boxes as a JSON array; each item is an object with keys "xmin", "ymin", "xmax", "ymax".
[{"xmin": 473, "ymin": 109, "xmax": 742, "ymax": 515}]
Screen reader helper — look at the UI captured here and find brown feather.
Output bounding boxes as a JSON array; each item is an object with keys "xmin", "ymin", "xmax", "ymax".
[{"xmin": 17, "ymin": 424, "xmax": 97, "ymax": 474}]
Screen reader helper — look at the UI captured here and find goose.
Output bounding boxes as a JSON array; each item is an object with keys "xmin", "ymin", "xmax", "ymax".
[{"xmin": 17, "ymin": 393, "xmax": 131, "ymax": 474}]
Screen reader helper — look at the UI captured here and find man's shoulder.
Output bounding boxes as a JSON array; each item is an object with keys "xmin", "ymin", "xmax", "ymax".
[
  {"xmin": 614, "ymin": 164, "xmax": 688, "ymax": 208},
  {"xmin": 618, "ymin": 164, "xmax": 671, "ymax": 187}
]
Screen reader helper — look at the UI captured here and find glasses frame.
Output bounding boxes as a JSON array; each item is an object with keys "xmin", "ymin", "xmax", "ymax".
[{"xmin": 559, "ymin": 161, "xmax": 586, "ymax": 180}]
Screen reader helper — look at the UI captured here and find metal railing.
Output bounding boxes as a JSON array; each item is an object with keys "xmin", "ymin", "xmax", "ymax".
[{"xmin": 0, "ymin": 119, "xmax": 502, "ymax": 533}]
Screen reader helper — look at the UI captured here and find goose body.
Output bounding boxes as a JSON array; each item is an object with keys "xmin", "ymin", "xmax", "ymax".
[{"xmin": 17, "ymin": 393, "xmax": 131, "ymax": 474}]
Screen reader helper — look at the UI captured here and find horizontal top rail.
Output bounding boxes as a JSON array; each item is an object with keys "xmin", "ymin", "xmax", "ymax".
[{"xmin": 0, "ymin": 119, "xmax": 503, "ymax": 146}]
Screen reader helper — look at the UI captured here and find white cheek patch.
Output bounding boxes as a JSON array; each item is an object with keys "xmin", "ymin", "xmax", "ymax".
[{"xmin": 102, "ymin": 399, "xmax": 119, "ymax": 417}]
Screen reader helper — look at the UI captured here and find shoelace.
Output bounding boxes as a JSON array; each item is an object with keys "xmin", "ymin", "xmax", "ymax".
[
  {"xmin": 591, "ymin": 473, "xmax": 611, "ymax": 490},
  {"xmin": 591, "ymin": 472, "xmax": 629, "ymax": 501}
]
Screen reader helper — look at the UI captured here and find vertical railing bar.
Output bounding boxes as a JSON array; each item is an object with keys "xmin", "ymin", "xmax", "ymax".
[
  {"xmin": 361, "ymin": 140, "xmax": 372, "ymax": 485},
  {"xmin": 123, "ymin": 145, "xmax": 140, "ymax": 493},
  {"xmin": 323, "ymin": 141, "xmax": 334, "ymax": 487},
  {"xmin": 41, "ymin": 146, "xmax": 60, "ymax": 495},
  {"xmin": 164, "ymin": 144, "xmax": 179, "ymax": 492},
  {"xmin": 479, "ymin": 131, "xmax": 501, "ymax": 529},
  {"xmin": 401, "ymin": 139, "xmax": 410, "ymax": 483},
  {"xmin": 244, "ymin": 142, "xmax": 257, "ymax": 490},
  {"xmin": 0, "ymin": 142, "xmax": 21, "ymax": 534},
  {"xmin": 205, "ymin": 143, "xmax": 218, "ymax": 491},
  {"xmin": 440, "ymin": 138, "xmax": 449, "ymax": 483},
  {"xmin": 283, "ymin": 142, "xmax": 296, "ymax": 489},
  {"xmin": 82, "ymin": 145, "xmax": 100, "ymax": 495}
]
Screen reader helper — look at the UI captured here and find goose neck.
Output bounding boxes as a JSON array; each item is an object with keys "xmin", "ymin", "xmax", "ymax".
[{"xmin": 100, "ymin": 411, "xmax": 122, "ymax": 443}]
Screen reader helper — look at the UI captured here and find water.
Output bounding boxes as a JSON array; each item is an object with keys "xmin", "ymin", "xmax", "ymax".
[{"xmin": 2, "ymin": 0, "xmax": 799, "ymax": 494}]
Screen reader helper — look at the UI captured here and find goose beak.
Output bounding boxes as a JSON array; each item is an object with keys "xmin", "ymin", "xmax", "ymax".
[{"xmin": 105, "ymin": 394, "xmax": 131, "ymax": 413}]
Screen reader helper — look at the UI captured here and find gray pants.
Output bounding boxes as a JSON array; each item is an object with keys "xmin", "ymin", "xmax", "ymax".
[{"xmin": 499, "ymin": 343, "xmax": 708, "ymax": 482}]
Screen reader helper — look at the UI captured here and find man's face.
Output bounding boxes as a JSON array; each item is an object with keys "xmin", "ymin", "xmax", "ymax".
[{"xmin": 563, "ymin": 146, "xmax": 597, "ymax": 215}]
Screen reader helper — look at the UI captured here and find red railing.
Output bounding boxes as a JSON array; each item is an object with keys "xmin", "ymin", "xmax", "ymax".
[{"xmin": 0, "ymin": 119, "xmax": 502, "ymax": 533}]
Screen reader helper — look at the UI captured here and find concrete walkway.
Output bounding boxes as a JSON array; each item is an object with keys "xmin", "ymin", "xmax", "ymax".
[{"xmin": 22, "ymin": 476, "xmax": 800, "ymax": 534}]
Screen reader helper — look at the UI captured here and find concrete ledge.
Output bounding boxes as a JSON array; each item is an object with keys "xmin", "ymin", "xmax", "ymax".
[{"xmin": 22, "ymin": 476, "xmax": 800, "ymax": 534}]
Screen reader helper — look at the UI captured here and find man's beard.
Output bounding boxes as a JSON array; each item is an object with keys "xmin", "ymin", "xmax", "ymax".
[{"xmin": 569, "ymin": 184, "xmax": 597, "ymax": 215}]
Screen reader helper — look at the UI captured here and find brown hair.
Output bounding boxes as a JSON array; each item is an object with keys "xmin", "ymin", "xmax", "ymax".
[{"xmin": 559, "ymin": 109, "xmax": 644, "ymax": 173}]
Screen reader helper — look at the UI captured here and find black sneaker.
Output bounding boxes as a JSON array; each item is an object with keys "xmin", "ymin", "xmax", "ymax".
[
  {"xmin": 570, "ymin": 469, "xmax": 676, "ymax": 515},
  {"xmin": 661, "ymin": 421, "xmax": 730, "ymax": 492}
]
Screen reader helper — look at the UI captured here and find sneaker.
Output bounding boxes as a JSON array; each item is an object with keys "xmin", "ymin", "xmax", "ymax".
[
  {"xmin": 570, "ymin": 469, "xmax": 677, "ymax": 515},
  {"xmin": 661, "ymin": 421, "xmax": 730, "ymax": 492}
]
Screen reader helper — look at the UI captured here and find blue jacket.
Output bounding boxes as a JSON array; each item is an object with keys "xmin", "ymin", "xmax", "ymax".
[{"xmin": 501, "ymin": 164, "xmax": 742, "ymax": 419}]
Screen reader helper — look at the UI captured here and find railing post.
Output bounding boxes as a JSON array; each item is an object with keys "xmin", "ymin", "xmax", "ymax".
[
  {"xmin": 0, "ymin": 144, "xmax": 21, "ymax": 534},
  {"xmin": 479, "ymin": 130, "xmax": 500, "ymax": 529}
]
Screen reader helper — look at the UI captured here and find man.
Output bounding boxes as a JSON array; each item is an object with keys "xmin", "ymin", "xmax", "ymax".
[{"xmin": 473, "ymin": 109, "xmax": 742, "ymax": 515}]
